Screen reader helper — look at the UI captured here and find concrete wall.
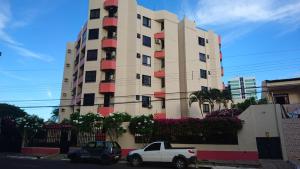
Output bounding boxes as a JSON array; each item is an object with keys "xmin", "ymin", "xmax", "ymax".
[{"xmin": 281, "ymin": 119, "xmax": 300, "ymax": 160}]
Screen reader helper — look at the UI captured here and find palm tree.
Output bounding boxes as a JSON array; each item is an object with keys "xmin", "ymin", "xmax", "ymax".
[
  {"xmin": 189, "ymin": 91, "xmax": 206, "ymax": 118},
  {"xmin": 221, "ymin": 89, "xmax": 232, "ymax": 109},
  {"xmin": 49, "ymin": 108, "xmax": 59, "ymax": 123},
  {"xmin": 208, "ymin": 89, "xmax": 222, "ymax": 111}
]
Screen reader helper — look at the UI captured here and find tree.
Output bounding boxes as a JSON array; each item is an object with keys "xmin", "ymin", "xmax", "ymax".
[
  {"xmin": 128, "ymin": 115, "xmax": 154, "ymax": 145},
  {"xmin": 222, "ymin": 89, "xmax": 233, "ymax": 109},
  {"xmin": 208, "ymin": 89, "xmax": 222, "ymax": 111},
  {"xmin": 48, "ymin": 108, "xmax": 59, "ymax": 123},
  {"xmin": 0, "ymin": 103, "xmax": 26, "ymax": 118},
  {"xmin": 103, "ymin": 112, "xmax": 131, "ymax": 142},
  {"xmin": 189, "ymin": 91, "xmax": 207, "ymax": 117}
]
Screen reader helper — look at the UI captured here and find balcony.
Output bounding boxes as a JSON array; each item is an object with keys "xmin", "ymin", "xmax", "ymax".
[
  {"xmin": 75, "ymin": 95, "xmax": 81, "ymax": 104},
  {"xmin": 101, "ymin": 59, "xmax": 116, "ymax": 71},
  {"xmin": 99, "ymin": 82, "xmax": 115, "ymax": 93},
  {"xmin": 102, "ymin": 38, "xmax": 117, "ymax": 50},
  {"xmin": 154, "ymin": 50, "xmax": 165, "ymax": 59},
  {"xmin": 154, "ymin": 70, "xmax": 165, "ymax": 78},
  {"xmin": 79, "ymin": 58, "xmax": 85, "ymax": 68},
  {"xmin": 78, "ymin": 75, "xmax": 83, "ymax": 85},
  {"xmin": 218, "ymin": 35, "xmax": 221, "ymax": 44},
  {"xmin": 154, "ymin": 91, "xmax": 166, "ymax": 98},
  {"xmin": 104, "ymin": 0, "xmax": 118, "ymax": 10},
  {"xmin": 221, "ymin": 67, "xmax": 224, "ymax": 76},
  {"xmin": 98, "ymin": 106, "xmax": 114, "ymax": 117},
  {"xmin": 154, "ymin": 32, "xmax": 165, "ymax": 40},
  {"xmin": 220, "ymin": 52, "xmax": 223, "ymax": 61},
  {"xmin": 153, "ymin": 112, "xmax": 166, "ymax": 120},
  {"xmin": 103, "ymin": 17, "xmax": 118, "ymax": 30}
]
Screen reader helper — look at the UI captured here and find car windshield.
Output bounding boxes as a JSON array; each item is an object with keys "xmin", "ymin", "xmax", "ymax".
[{"xmin": 164, "ymin": 142, "xmax": 172, "ymax": 149}]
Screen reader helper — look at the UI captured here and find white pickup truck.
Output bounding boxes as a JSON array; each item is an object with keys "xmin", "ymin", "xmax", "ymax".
[{"xmin": 127, "ymin": 141, "xmax": 197, "ymax": 169}]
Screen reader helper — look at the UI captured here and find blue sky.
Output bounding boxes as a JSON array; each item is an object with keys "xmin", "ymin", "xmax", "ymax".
[{"xmin": 0, "ymin": 0, "xmax": 300, "ymax": 119}]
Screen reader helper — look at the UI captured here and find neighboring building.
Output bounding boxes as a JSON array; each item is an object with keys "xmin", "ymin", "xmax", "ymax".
[
  {"xmin": 228, "ymin": 77, "xmax": 257, "ymax": 103},
  {"xmin": 59, "ymin": 0, "xmax": 223, "ymax": 121},
  {"xmin": 262, "ymin": 77, "xmax": 300, "ymax": 104}
]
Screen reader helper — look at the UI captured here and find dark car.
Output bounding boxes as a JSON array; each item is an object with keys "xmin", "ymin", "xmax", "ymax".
[{"xmin": 68, "ymin": 141, "xmax": 121, "ymax": 164}]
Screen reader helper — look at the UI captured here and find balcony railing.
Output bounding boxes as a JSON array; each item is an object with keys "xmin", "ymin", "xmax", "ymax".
[
  {"xmin": 154, "ymin": 50, "xmax": 165, "ymax": 59},
  {"xmin": 153, "ymin": 112, "xmax": 166, "ymax": 120},
  {"xmin": 154, "ymin": 70, "xmax": 165, "ymax": 78},
  {"xmin": 98, "ymin": 106, "xmax": 114, "ymax": 117},
  {"xmin": 101, "ymin": 59, "xmax": 116, "ymax": 70},
  {"xmin": 99, "ymin": 81, "xmax": 115, "ymax": 93},
  {"xmin": 102, "ymin": 38, "xmax": 117, "ymax": 50},
  {"xmin": 154, "ymin": 32, "xmax": 165, "ymax": 40},
  {"xmin": 104, "ymin": 0, "xmax": 118, "ymax": 10},
  {"xmin": 103, "ymin": 16, "xmax": 118, "ymax": 29},
  {"xmin": 154, "ymin": 91, "xmax": 166, "ymax": 98}
]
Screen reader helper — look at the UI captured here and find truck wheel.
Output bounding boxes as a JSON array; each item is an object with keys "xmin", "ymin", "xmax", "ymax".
[
  {"xmin": 173, "ymin": 158, "xmax": 187, "ymax": 169},
  {"xmin": 130, "ymin": 155, "xmax": 142, "ymax": 167}
]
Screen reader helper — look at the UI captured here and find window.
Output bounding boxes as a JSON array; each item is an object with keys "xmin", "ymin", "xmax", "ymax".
[
  {"xmin": 137, "ymin": 33, "xmax": 141, "ymax": 39},
  {"xmin": 66, "ymin": 63, "xmax": 70, "ymax": 67},
  {"xmin": 63, "ymin": 93, "xmax": 67, "ymax": 97},
  {"xmin": 85, "ymin": 71, "xmax": 96, "ymax": 83},
  {"xmin": 161, "ymin": 78, "xmax": 165, "ymax": 88},
  {"xmin": 201, "ymin": 86, "xmax": 208, "ymax": 91},
  {"xmin": 142, "ymin": 96, "xmax": 151, "ymax": 108},
  {"xmin": 90, "ymin": 9, "xmax": 100, "ymax": 19},
  {"xmin": 143, "ymin": 35, "xmax": 151, "ymax": 47},
  {"xmin": 67, "ymin": 49, "xmax": 72, "ymax": 54},
  {"xmin": 203, "ymin": 104, "xmax": 210, "ymax": 113},
  {"xmin": 144, "ymin": 143, "xmax": 160, "ymax": 151},
  {"xmin": 207, "ymin": 55, "xmax": 210, "ymax": 59},
  {"xmin": 87, "ymin": 50, "xmax": 98, "ymax": 61},
  {"xmin": 83, "ymin": 93, "xmax": 95, "ymax": 106},
  {"xmin": 200, "ymin": 69, "xmax": 207, "ymax": 79},
  {"xmin": 136, "ymin": 95, "xmax": 140, "ymax": 101},
  {"xmin": 208, "ymin": 71, "xmax": 211, "ymax": 75},
  {"xmin": 136, "ymin": 53, "xmax": 141, "ymax": 58},
  {"xmin": 137, "ymin": 14, "xmax": 141, "ymax": 19},
  {"xmin": 142, "ymin": 55, "xmax": 151, "ymax": 66},
  {"xmin": 206, "ymin": 39, "xmax": 209, "ymax": 43},
  {"xmin": 61, "ymin": 108, "xmax": 65, "ymax": 112},
  {"xmin": 198, "ymin": 37, "xmax": 205, "ymax": 46},
  {"xmin": 88, "ymin": 29, "xmax": 99, "ymax": 40},
  {"xmin": 64, "ymin": 78, "xmax": 69, "ymax": 82},
  {"xmin": 96, "ymin": 141, "xmax": 105, "ymax": 149},
  {"xmin": 199, "ymin": 53, "xmax": 206, "ymax": 62},
  {"xmin": 142, "ymin": 75, "xmax": 151, "ymax": 86},
  {"xmin": 136, "ymin": 74, "xmax": 140, "ymax": 79},
  {"xmin": 143, "ymin": 16, "xmax": 151, "ymax": 28}
]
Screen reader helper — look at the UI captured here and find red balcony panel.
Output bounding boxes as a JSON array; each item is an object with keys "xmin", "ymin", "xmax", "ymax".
[
  {"xmin": 101, "ymin": 59, "xmax": 116, "ymax": 70},
  {"xmin": 103, "ymin": 17, "xmax": 118, "ymax": 28},
  {"xmin": 153, "ymin": 112, "xmax": 166, "ymax": 120},
  {"xmin": 220, "ymin": 52, "xmax": 223, "ymax": 61},
  {"xmin": 104, "ymin": 0, "xmax": 118, "ymax": 9},
  {"xmin": 154, "ymin": 70, "xmax": 165, "ymax": 78},
  {"xmin": 154, "ymin": 91, "xmax": 166, "ymax": 98},
  {"xmin": 154, "ymin": 50, "xmax": 165, "ymax": 59},
  {"xmin": 99, "ymin": 82, "xmax": 115, "ymax": 93},
  {"xmin": 98, "ymin": 107, "xmax": 114, "ymax": 117},
  {"xmin": 218, "ymin": 35, "xmax": 221, "ymax": 44},
  {"xmin": 154, "ymin": 32, "xmax": 165, "ymax": 40},
  {"xmin": 221, "ymin": 67, "xmax": 224, "ymax": 76},
  {"xmin": 102, "ymin": 38, "xmax": 117, "ymax": 49}
]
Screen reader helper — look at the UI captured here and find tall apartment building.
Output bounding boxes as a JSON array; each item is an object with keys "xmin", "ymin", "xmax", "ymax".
[
  {"xmin": 59, "ymin": 0, "xmax": 223, "ymax": 121},
  {"xmin": 228, "ymin": 77, "xmax": 257, "ymax": 103}
]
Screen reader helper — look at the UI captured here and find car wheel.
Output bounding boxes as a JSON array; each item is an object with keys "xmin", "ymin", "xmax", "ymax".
[
  {"xmin": 130, "ymin": 155, "xmax": 142, "ymax": 167},
  {"xmin": 173, "ymin": 158, "xmax": 187, "ymax": 169}
]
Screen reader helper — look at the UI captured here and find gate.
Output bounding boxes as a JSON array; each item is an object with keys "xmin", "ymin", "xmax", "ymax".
[
  {"xmin": 256, "ymin": 137, "xmax": 283, "ymax": 159},
  {"xmin": 0, "ymin": 118, "xmax": 22, "ymax": 153}
]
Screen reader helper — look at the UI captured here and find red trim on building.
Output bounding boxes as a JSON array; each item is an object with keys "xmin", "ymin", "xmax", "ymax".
[
  {"xmin": 154, "ymin": 32, "xmax": 165, "ymax": 40},
  {"xmin": 21, "ymin": 147, "xmax": 60, "ymax": 156},
  {"xmin": 154, "ymin": 50, "xmax": 165, "ymax": 59},
  {"xmin": 154, "ymin": 70, "xmax": 165, "ymax": 78},
  {"xmin": 103, "ymin": 17, "xmax": 118, "ymax": 28},
  {"xmin": 154, "ymin": 91, "xmax": 166, "ymax": 98},
  {"xmin": 218, "ymin": 35, "xmax": 221, "ymax": 44},
  {"xmin": 104, "ymin": 0, "xmax": 118, "ymax": 9},
  {"xmin": 101, "ymin": 59, "xmax": 116, "ymax": 70},
  {"xmin": 102, "ymin": 39, "xmax": 117, "ymax": 49},
  {"xmin": 154, "ymin": 113, "xmax": 166, "ymax": 119},
  {"xmin": 197, "ymin": 151, "xmax": 259, "ymax": 161},
  {"xmin": 220, "ymin": 52, "xmax": 223, "ymax": 61}
]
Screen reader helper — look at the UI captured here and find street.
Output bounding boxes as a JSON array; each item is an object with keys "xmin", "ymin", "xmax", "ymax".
[{"xmin": 0, "ymin": 157, "xmax": 183, "ymax": 169}]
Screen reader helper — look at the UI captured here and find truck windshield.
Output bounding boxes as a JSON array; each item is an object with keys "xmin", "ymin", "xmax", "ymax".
[{"xmin": 164, "ymin": 142, "xmax": 172, "ymax": 149}]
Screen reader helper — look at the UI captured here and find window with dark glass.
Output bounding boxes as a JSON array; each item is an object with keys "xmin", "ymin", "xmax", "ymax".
[
  {"xmin": 87, "ymin": 50, "xmax": 98, "ymax": 61},
  {"xmin": 137, "ymin": 53, "xmax": 141, "ymax": 58},
  {"xmin": 137, "ymin": 33, "xmax": 141, "ymax": 39},
  {"xmin": 137, "ymin": 14, "xmax": 141, "ymax": 19},
  {"xmin": 85, "ymin": 71, "xmax": 96, "ymax": 82},
  {"xmin": 83, "ymin": 93, "xmax": 95, "ymax": 106},
  {"xmin": 142, "ymin": 55, "xmax": 151, "ymax": 66},
  {"xmin": 199, "ymin": 53, "xmax": 206, "ymax": 62},
  {"xmin": 142, "ymin": 96, "xmax": 151, "ymax": 108},
  {"xmin": 142, "ymin": 75, "xmax": 151, "ymax": 86},
  {"xmin": 200, "ymin": 69, "xmax": 207, "ymax": 79},
  {"xmin": 136, "ymin": 95, "xmax": 140, "ymax": 101},
  {"xmin": 203, "ymin": 104, "xmax": 210, "ymax": 113},
  {"xmin": 136, "ymin": 74, "xmax": 140, "ymax": 79},
  {"xmin": 143, "ymin": 35, "xmax": 151, "ymax": 47},
  {"xmin": 198, "ymin": 37, "xmax": 205, "ymax": 46},
  {"xmin": 90, "ymin": 9, "xmax": 100, "ymax": 19},
  {"xmin": 143, "ymin": 16, "xmax": 151, "ymax": 28},
  {"xmin": 161, "ymin": 78, "xmax": 165, "ymax": 88},
  {"xmin": 88, "ymin": 29, "xmax": 99, "ymax": 40},
  {"xmin": 161, "ymin": 59, "xmax": 165, "ymax": 68},
  {"xmin": 144, "ymin": 143, "xmax": 160, "ymax": 151}
]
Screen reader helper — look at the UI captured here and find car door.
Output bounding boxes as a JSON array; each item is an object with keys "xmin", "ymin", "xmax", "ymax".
[{"xmin": 142, "ymin": 143, "xmax": 161, "ymax": 162}]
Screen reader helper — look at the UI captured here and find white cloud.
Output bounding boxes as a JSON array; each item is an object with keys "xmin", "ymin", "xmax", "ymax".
[
  {"xmin": 194, "ymin": 0, "xmax": 300, "ymax": 26},
  {"xmin": 0, "ymin": 70, "xmax": 29, "ymax": 81},
  {"xmin": 47, "ymin": 89, "xmax": 53, "ymax": 98},
  {"xmin": 0, "ymin": 0, "xmax": 53, "ymax": 62}
]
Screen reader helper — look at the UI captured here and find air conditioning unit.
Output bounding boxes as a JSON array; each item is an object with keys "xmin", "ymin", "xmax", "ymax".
[
  {"xmin": 148, "ymin": 105, "xmax": 153, "ymax": 109},
  {"xmin": 155, "ymin": 39, "xmax": 160, "ymax": 44}
]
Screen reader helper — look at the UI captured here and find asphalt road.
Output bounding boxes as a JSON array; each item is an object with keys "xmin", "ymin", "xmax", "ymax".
[{"xmin": 0, "ymin": 157, "xmax": 181, "ymax": 169}]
